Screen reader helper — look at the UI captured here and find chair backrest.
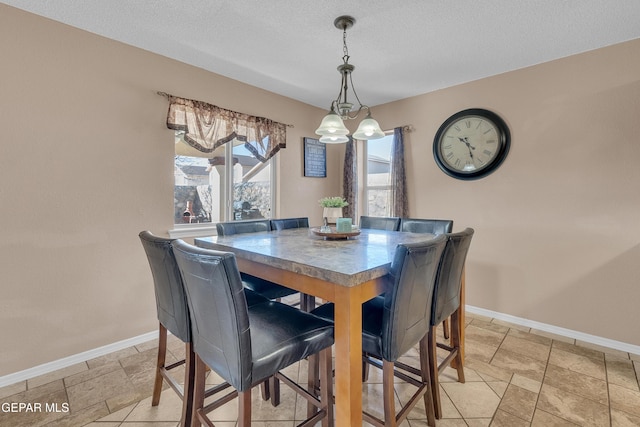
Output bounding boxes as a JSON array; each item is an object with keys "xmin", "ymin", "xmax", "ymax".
[
  {"xmin": 381, "ymin": 235, "xmax": 447, "ymax": 361},
  {"xmin": 359, "ymin": 216, "xmax": 401, "ymax": 231},
  {"xmin": 171, "ymin": 240, "xmax": 253, "ymax": 391},
  {"xmin": 399, "ymin": 218, "xmax": 453, "ymax": 235},
  {"xmin": 431, "ymin": 228, "xmax": 474, "ymax": 326},
  {"xmin": 270, "ymin": 217, "xmax": 310, "ymax": 230},
  {"xmin": 138, "ymin": 231, "xmax": 190, "ymax": 343},
  {"xmin": 215, "ymin": 219, "xmax": 271, "ymax": 236}
]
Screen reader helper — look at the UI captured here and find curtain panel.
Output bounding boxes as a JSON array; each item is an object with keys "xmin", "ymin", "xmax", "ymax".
[
  {"xmin": 342, "ymin": 137, "xmax": 358, "ymax": 219},
  {"xmin": 166, "ymin": 95, "xmax": 286, "ymax": 162},
  {"xmin": 390, "ymin": 127, "xmax": 409, "ymax": 217}
]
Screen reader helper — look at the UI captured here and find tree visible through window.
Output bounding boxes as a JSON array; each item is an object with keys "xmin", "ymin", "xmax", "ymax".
[
  {"xmin": 174, "ymin": 132, "xmax": 273, "ymax": 225},
  {"xmin": 364, "ymin": 133, "xmax": 394, "ymax": 217}
]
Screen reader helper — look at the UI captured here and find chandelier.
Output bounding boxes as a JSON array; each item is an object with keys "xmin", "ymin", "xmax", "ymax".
[{"xmin": 315, "ymin": 16, "xmax": 385, "ymax": 144}]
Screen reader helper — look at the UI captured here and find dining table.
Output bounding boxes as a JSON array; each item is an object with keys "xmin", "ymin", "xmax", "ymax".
[{"xmin": 194, "ymin": 226, "xmax": 465, "ymax": 427}]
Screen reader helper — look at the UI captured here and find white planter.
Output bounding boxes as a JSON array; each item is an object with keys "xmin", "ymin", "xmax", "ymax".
[{"xmin": 322, "ymin": 207, "xmax": 343, "ymax": 224}]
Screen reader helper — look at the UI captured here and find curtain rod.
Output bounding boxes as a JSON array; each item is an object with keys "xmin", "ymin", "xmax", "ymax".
[{"xmin": 156, "ymin": 91, "xmax": 294, "ymax": 128}]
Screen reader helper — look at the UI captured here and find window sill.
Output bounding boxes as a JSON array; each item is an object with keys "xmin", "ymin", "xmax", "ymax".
[{"xmin": 168, "ymin": 225, "xmax": 218, "ymax": 239}]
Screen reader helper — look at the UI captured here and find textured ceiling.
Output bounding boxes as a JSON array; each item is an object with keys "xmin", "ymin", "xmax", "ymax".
[{"xmin": 4, "ymin": 0, "xmax": 640, "ymax": 109}]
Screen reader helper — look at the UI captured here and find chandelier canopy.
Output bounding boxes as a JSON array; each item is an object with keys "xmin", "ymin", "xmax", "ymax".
[{"xmin": 315, "ymin": 16, "xmax": 385, "ymax": 144}]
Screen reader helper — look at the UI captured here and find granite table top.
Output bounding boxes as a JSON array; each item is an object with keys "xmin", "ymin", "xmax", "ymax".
[{"xmin": 194, "ymin": 227, "xmax": 435, "ymax": 287}]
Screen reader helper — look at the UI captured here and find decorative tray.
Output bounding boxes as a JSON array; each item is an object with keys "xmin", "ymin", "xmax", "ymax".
[{"xmin": 310, "ymin": 227, "xmax": 361, "ymax": 240}]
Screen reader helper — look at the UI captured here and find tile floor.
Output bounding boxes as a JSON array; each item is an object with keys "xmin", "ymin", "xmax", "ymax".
[{"xmin": 1, "ymin": 311, "xmax": 639, "ymax": 426}]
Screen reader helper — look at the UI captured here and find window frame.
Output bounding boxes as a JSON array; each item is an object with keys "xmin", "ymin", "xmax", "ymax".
[
  {"xmin": 169, "ymin": 136, "xmax": 277, "ymax": 238},
  {"xmin": 362, "ymin": 131, "xmax": 394, "ymax": 217}
]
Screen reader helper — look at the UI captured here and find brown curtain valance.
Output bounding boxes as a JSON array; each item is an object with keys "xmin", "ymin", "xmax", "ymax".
[{"xmin": 166, "ymin": 95, "xmax": 286, "ymax": 162}]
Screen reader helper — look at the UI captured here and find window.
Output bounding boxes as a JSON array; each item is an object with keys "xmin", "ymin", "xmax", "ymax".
[
  {"xmin": 364, "ymin": 133, "xmax": 394, "ymax": 217},
  {"xmin": 174, "ymin": 132, "xmax": 274, "ymax": 226}
]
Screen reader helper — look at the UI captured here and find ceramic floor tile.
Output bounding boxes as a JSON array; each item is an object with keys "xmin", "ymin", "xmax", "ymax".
[
  {"xmin": 485, "ymin": 381, "xmax": 508, "ymax": 398},
  {"xmin": 66, "ymin": 368, "xmax": 136, "ymax": 412},
  {"xmin": 575, "ymin": 340, "xmax": 630, "ymax": 360},
  {"xmin": 537, "ymin": 383, "xmax": 610, "ymax": 427},
  {"xmin": 499, "ymin": 334, "xmax": 551, "ymax": 362},
  {"xmin": 0, "ymin": 380, "xmax": 69, "ymax": 427},
  {"xmin": 630, "ymin": 353, "xmax": 640, "ymax": 362},
  {"xmin": 409, "ymin": 419, "xmax": 466, "ymax": 426},
  {"xmin": 530, "ymin": 329, "xmax": 576, "ymax": 345},
  {"xmin": 63, "ymin": 361, "xmax": 122, "ymax": 388},
  {"xmin": 510, "ymin": 373, "xmax": 542, "ymax": 394},
  {"xmin": 606, "ymin": 358, "xmax": 640, "ymax": 392},
  {"xmin": 45, "ymin": 401, "xmax": 109, "ymax": 427},
  {"xmin": 610, "ymin": 407, "xmax": 640, "ymax": 426},
  {"xmin": 490, "ymin": 319, "xmax": 531, "ymax": 333},
  {"xmin": 468, "ymin": 319, "xmax": 510, "ymax": 335},
  {"xmin": 93, "ymin": 401, "xmax": 137, "ymax": 421},
  {"xmin": 441, "ymin": 381, "xmax": 501, "ymax": 418},
  {"xmin": 531, "ymin": 409, "xmax": 581, "ymax": 426},
  {"xmin": 491, "ymin": 348, "xmax": 547, "ymax": 382},
  {"xmin": 0, "ymin": 380, "xmax": 26, "ymax": 399},
  {"xmin": 465, "ymin": 324, "xmax": 507, "ymax": 348},
  {"xmin": 124, "ymin": 390, "xmax": 183, "ymax": 422},
  {"xmin": 609, "ymin": 383, "xmax": 640, "ymax": 418},
  {"xmin": 464, "ymin": 341, "xmax": 499, "ymax": 363},
  {"xmin": 497, "ymin": 384, "xmax": 538, "ymax": 422},
  {"xmin": 543, "ymin": 363, "xmax": 608, "ymax": 405},
  {"xmin": 552, "ymin": 340, "xmax": 604, "ymax": 361},
  {"xmin": 464, "ymin": 358, "xmax": 513, "ymax": 383},
  {"xmin": 27, "ymin": 361, "xmax": 88, "ymax": 389},
  {"xmin": 548, "ymin": 347, "xmax": 606, "ymax": 381},
  {"xmin": 490, "ymin": 409, "xmax": 530, "ymax": 427},
  {"xmin": 464, "ymin": 419, "xmax": 492, "ymax": 427},
  {"xmin": 86, "ymin": 347, "xmax": 140, "ymax": 369},
  {"xmin": 506, "ymin": 328, "xmax": 553, "ymax": 346}
]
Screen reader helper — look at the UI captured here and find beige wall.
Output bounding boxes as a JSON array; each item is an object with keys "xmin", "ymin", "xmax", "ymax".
[
  {"xmin": 373, "ymin": 38, "xmax": 640, "ymax": 346},
  {"xmin": 1, "ymin": 4, "xmax": 639, "ymax": 377},
  {"xmin": 0, "ymin": 5, "xmax": 340, "ymax": 376}
]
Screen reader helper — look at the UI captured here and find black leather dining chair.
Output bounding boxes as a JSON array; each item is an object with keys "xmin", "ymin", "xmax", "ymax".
[
  {"xmin": 359, "ymin": 215, "xmax": 401, "ymax": 231},
  {"xmin": 428, "ymin": 228, "xmax": 474, "ymax": 419},
  {"xmin": 171, "ymin": 240, "xmax": 335, "ymax": 427},
  {"xmin": 138, "ymin": 231, "xmax": 271, "ymax": 427},
  {"xmin": 399, "ymin": 218, "xmax": 454, "ymax": 338},
  {"xmin": 216, "ymin": 219, "xmax": 301, "ymax": 304},
  {"xmin": 399, "ymin": 218, "xmax": 453, "ymax": 235},
  {"xmin": 270, "ymin": 217, "xmax": 310, "ymax": 230},
  {"xmin": 312, "ymin": 235, "xmax": 447, "ymax": 427}
]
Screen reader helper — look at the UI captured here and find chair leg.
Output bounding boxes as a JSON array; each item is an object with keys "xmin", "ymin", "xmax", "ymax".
[
  {"xmin": 307, "ymin": 353, "xmax": 319, "ymax": 418},
  {"xmin": 191, "ymin": 355, "xmax": 207, "ymax": 427},
  {"xmin": 382, "ymin": 360, "xmax": 397, "ymax": 427},
  {"xmin": 180, "ymin": 342, "xmax": 195, "ymax": 427},
  {"xmin": 419, "ymin": 336, "xmax": 436, "ymax": 427},
  {"xmin": 238, "ymin": 390, "xmax": 252, "ymax": 427},
  {"xmin": 443, "ymin": 317, "xmax": 450, "ymax": 340},
  {"xmin": 319, "ymin": 347, "xmax": 334, "ymax": 427},
  {"xmin": 152, "ymin": 323, "xmax": 167, "ymax": 406},
  {"xmin": 427, "ymin": 325, "xmax": 443, "ymax": 419},
  {"xmin": 451, "ymin": 308, "xmax": 465, "ymax": 383},
  {"xmin": 269, "ymin": 375, "xmax": 280, "ymax": 406}
]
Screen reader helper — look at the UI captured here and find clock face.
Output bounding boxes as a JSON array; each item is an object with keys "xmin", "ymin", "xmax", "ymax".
[{"xmin": 433, "ymin": 109, "xmax": 510, "ymax": 180}]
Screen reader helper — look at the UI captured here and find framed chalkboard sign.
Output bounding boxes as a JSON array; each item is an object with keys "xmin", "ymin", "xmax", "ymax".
[{"xmin": 303, "ymin": 137, "xmax": 326, "ymax": 177}]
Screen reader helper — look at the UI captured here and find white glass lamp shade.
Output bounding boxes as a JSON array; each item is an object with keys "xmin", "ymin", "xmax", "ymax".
[
  {"xmin": 352, "ymin": 114, "xmax": 385, "ymax": 140},
  {"xmin": 319, "ymin": 134, "xmax": 350, "ymax": 144},
  {"xmin": 315, "ymin": 111, "xmax": 349, "ymax": 136}
]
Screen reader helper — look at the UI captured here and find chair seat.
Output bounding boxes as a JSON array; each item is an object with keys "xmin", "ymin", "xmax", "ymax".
[
  {"xmin": 312, "ymin": 296, "xmax": 386, "ymax": 359},
  {"xmin": 249, "ymin": 301, "xmax": 334, "ymax": 384},
  {"xmin": 241, "ymin": 273, "xmax": 298, "ymax": 300},
  {"xmin": 244, "ymin": 289, "xmax": 270, "ymax": 307}
]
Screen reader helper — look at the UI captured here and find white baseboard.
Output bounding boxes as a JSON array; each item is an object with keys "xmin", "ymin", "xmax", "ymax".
[
  {"xmin": 0, "ymin": 331, "xmax": 157, "ymax": 388},
  {"xmin": 466, "ymin": 305, "xmax": 640, "ymax": 356}
]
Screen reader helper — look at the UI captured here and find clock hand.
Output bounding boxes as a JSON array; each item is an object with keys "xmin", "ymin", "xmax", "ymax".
[{"xmin": 458, "ymin": 137, "xmax": 476, "ymax": 159}]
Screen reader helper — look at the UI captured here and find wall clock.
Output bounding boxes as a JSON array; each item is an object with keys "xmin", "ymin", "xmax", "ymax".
[{"xmin": 433, "ymin": 108, "xmax": 510, "ymax": 180}]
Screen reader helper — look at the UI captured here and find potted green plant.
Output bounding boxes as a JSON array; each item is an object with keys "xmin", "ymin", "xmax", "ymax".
[{"xmin": 319, "ymin": 196, "xmax": 349, "ymax": 224}]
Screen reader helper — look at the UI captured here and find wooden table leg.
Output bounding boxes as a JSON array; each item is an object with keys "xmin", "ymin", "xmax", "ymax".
[{"xmin": 333, "ymin": 286, "xmax": 363, "ymax": 427}]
